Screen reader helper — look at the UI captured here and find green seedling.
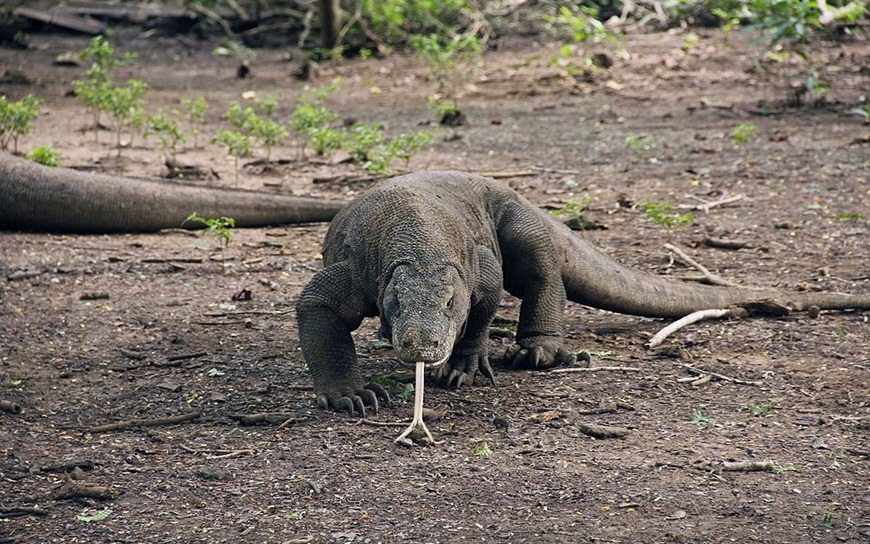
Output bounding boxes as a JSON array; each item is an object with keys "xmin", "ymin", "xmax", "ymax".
[
  {"xmin": 413, "ymin": 32, "xmax": 482, "ymax": 123},
  {"xmin": 0, "ymin": 94, "xmax": 41, "ymax": 153},
  {"xmin": 99, "ymin": 79, "xmax": 150, "ymax": 155},
  {"xmin": 549, "ymin": 194, "xmax": 592, "ymax": 221},
  {"xmin": 473, "ymin": 442, "xmax": 493, "ymax": 458},
  {"xmin": 212, "ymin": 129, "xmax": 252, "ymax": 184},
  {"xmin": 639, "ymin": 200, "xmax": 694, "ymax": 229},
  {"xmin": 184, "ymin": 212, "xmax": 236, "ymax": 248},
  {"xmin": 730, "ymin": 123, "xmax": 758, "ymax": 146},
  {"xmin": 72, "ymin": 35, "xmax": 136, "ymax": 143},
  {"xmin": 837, "ymin": 212, "xmax": 863, "ymax": 221},
  {"xmin": 690, "ymin": 410, "xmax": 713, "ymax": 426},
  {"xmin": 849, "ymin": 103, "xmax": 870, "ymax": 123},
  {"xmin": 77, "ymin": 508, "xmax": 113, "ymax": 523},
  {"xmin": 26, "ymin": 146, "xmax": 61, "ymax": 167},
  {"xmin": 178, "ymin": 97, "xmax": 208, "ymax": 148},
  {"xmin": 397, "ymin": 383, "xmax": 414, "ymax": 400},
  {"xmin": 747, "ymin": 403, "xmax": 774, "ymax": 416},
  {"xmin": 624, "ymin": 135, "xmax": 652, "ymax": 159},
  {"xmin": 385, "ymin": 131, "xmax": 432, "ymax": 168},
  {"xmin": 145, "ymin": 112, "xmax": 185, "ymax": 161}
]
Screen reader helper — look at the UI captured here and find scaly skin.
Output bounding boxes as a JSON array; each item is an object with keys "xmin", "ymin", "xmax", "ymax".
[
  {"xmin": 0, "ymin": 151, "xmax": 345, "ymax": 233},
  {"xmin": 297, "ymin": 171, "xmax": 869, "ymax": 415}
]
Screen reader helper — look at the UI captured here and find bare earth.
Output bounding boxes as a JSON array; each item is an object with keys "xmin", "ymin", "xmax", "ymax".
[{"xmin": 0, "ymin": 25, "xmax": 868, "ymax": 544}]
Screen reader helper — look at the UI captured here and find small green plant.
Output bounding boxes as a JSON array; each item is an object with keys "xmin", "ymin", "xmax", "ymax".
[
  {"xmin": 730, "ymin": 123, "xmax": 758, "ymax": 146},
  {"xmin": 385, "ymin": 131, "xmax": 432, "ymax": 168},
  {"xmin": 747, "ymin": 403, "xmax": 774, "ymax": 416},
  {"xmin": 625, "ymin": 135, "xmax": 652, "ymax": 160},
  {"xmin": 690, "ymin": 410, "xmax": 713, "ymax": 426},
  {"xmin": 837, "ymin": 212, "xmax": 863, "ymax": 221},
  {"xmin": 639, "ymin": 200, "xmax": 694, "ymax": 229},
  {"xmin": 549, "ymin": 195, "xmax": 592, "ymax": 221},
  {"xmin": 412, "ymin": 32, "xmax": 482, "ymax": 123},
  {"xmin": 397, "ymin": 383, "xmax": 414, "ymax": 400},
  {"xmin": 26, "ymin": 146, "xmax": 61, "ymax": 167},
  {"xmin": 849, "ymin": 103, "xmax": 870, "ymax": 123},
  {"xmin": 184, "ymin": 212, "xmax": 236, "ymax": 247},
  {"xmin": 145, "ymin": 112, "xmax": 185, "ymax": 161},
  {"xmin": 212, "ymin": 129, "xmax": 252, "ymax": 183},
  {"xmin": 178, "ymin": 97, "xmax": 208, "ymax": 148},
  {"xmin": 473, "ymin": 441, "xmax": 493, "ymax": 458},
  {"xmin": 289, "ymin": 80, "xmax": 342, "ymax": 157},
  {"xmin": 102, "ymin": 79, "xmax": 149, "ymax": 155},
  {"xmin": 76, "ymin": 508, "xmax": 113, "ymax": 523},
  {"xmin": 72, "ymin": 35, "xmax": 136, "ymax": 144},
  {"xmin": 0, "ymin": 94, "xmax": 42, "ymax": 153}
]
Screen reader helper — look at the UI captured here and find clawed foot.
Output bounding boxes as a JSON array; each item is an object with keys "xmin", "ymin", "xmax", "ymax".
[
  {"xmin": 505, "ymin": 336, "xmax": 576, "ymax": 369},
  {"xmin": 436, "ymin": 348, "xmax": 496, "ymax": 389},
  {"xmin": 317, "ymin": 382, "xmax": 391, "ymax": 418}
]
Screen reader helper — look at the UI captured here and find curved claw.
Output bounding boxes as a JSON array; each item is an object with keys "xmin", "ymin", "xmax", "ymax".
[
  {"xmin": 365, "ymin": 382, "xmax": 391, "ymax": 406},
  {"xmin": 358, "ymin": 388, "xmax": 379, "ymax": 415},
  {"xmin": 338, "ymin": 396, "xmax": 356, "ymax": 416},
  {"xmin": 505, "ymin": 341, "xmax": 576, "ymax": 370},
  {"xmin": 447, "ymin": 368, "xmax": 466, "ymax": 389}
]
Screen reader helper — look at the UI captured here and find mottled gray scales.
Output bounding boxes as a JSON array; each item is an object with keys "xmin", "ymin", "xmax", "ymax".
[{"xmin": 296, "ymin": 171, "xmax": 870, "ymax": 416}]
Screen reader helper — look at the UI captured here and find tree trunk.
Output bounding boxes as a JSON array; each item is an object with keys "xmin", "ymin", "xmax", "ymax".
[{"xmin": 319, "ymin": 0, "xmax": 341, "ymax": 49}]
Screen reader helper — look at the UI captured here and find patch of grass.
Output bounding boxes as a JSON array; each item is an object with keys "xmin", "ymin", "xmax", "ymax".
[
  {"xmin": 746, "ymin": 403, "xmax": 773, "ymax": 416},
  {"xmin": 473, "ymin": 442, "xmax": 493, "ymax": 458},
  {"xmin": 639, "ymin": 200, "xmax": 694, "ymax": 229},
  {"xmin": 26, "ymin": 146, "xmax": 61, "ymax": 167},
  {"xmin": 624, "ymin": 134, "xmax": 652, "ymax": 160},
  {"xmin": 690, "ymin": 410, "xmax": 713, "ymax": 426},
  {"xmin": 730, "ymin": 123, "xmax": 758, "ymax": 146},
  {"xmin": 837, "ymin": 212, "xmax": 863, "ymax": 221}
]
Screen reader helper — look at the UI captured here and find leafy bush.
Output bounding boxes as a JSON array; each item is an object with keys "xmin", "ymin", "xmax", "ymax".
[
  {"xmin": 26, "ymin": 146, "xmax": 61, "ymax": 167},
  {"xmin": 0, "ymin": 94, "xmax": 41, "ymax": 153}
]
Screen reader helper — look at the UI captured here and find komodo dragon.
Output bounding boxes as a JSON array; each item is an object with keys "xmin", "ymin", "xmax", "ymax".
[
  {"xmin": 0, "ymin": 151, "xmax": 345, "ymax": 232},
  {"xmin": 296, "ymin": 171, "xmax": 869, "ymax": 438}
]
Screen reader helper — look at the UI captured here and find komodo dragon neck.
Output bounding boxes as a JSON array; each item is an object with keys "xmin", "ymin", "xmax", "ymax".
[{"xmin": 0, "ymin": 151, "xmax": 346, "ymax": 233}]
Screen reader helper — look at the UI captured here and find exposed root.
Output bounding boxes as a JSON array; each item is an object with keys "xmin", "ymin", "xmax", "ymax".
[
  {"xmin": 648, "ymin": 308, "xmax": 746, "ymax": 348},
  {"xmin": 88, "ymin": 412, "xmax": 201, "ymax": 434}
]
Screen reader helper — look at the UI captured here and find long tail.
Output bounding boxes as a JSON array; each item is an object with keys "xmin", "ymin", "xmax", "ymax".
[
  {"xmin": 553, "ymin": 222, "xmax": 870, "ymax": 317},
  {"xmin": 0, "ymin": 151, "xmax": 346, "ymax": 233}
]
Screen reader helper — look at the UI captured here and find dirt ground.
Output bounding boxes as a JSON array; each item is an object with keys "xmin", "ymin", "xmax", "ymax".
[{"xmin": 1, "ymin": 21, "xmax": 868, "ymax": 544}]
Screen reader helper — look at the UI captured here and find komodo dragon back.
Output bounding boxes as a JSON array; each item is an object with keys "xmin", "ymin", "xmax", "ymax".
[{"xmin": 0, "ymin": 151, "xmax": 345, "ymax": 233}]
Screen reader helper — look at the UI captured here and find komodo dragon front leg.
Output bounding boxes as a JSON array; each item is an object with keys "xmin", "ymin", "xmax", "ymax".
[
  {"xmin": 296, "ymin": 261, "xmax": 390, "ymax": 416},
  {"xmin": 497, "ymin": 203, "xmax": 578, "ymax": 369},
  {"xmin": 439, "ymin": 247, "xmax": 503, "ymax": 388}
]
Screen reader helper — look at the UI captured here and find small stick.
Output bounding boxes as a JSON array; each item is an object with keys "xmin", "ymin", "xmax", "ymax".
[
  {"xmin": 88, "ymin": 412, "xmax": 201, "ymax": 434},
  {"xmin": 720, "ymin": 459, "xmax": 777, "ymax": 472},
  {"xmin": 648, "ymin": 308, "xmax": 743, "ymax": 348},
  {"xmin": 676, "ymin": 363, "xmax": 762, "ymax": 386},
  {"xmin": 678, "ymin": 193, "xmax": 744, "ymax": 213},
  {"xmin": 167, "ymin": 352, "xmax": 207, "ymax": 362},
  {"xmin": 394, "ymin": 362, "xmax": 435, "ymax": 446},
  {"xmin": 0, "ymin": 506, "xmax": 48, "ymax": 518},
  {"xmin": 551, "ymin": 366, "xmax": 641, "ymax": 373},
  {"xmin": 703, "ymin": 236, "xmax": 753, "ymax": 250},
  {"xmin": 664, "ymin": 243, "xmax": 737, "ymax": 287},
  {"xmin": 51, "ymin": 474, "xmax": 113, "ymax": 500}
]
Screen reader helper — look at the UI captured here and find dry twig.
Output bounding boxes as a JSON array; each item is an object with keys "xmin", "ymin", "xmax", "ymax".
[
  {"xmin": 88, "ymin": 412, "xmax": 201, "ymax": 434},
  {"xmin": 676, "ymin": 363, "xmax": 762, "ymax": 386},
  {"xmin": 551, "ymin": 366, "xmax": 641, "ymax": 373},
  {"xmin": 664, "ymin": 243, "xmax": 737, "ymax": 287}
]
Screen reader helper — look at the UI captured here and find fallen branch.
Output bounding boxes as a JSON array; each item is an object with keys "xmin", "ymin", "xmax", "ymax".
[
  {"xmin": 679, "ymin": 193, "xmax": 744, "ymax": 213},
  {"xmin": 664, "ymin": 243, "xmax": 737, "ymax": 287},
  {"xmin": 51, "ymin": 474, "xmax": 113, "ymax": 500},
  {"xmin": 648, "ymin": 308, "xmax": 747, "ymax": 348},
  {"xmin": 0, "ymin": 506, "xmax": 48, "ymax": 518},
  {"xmin": 577, "ymin": 422, "xmax": 630, "ymax": 438},
  {"xmin": 676, "ymin": 363, "xmax": 762, "ymax": 386},
  {"xmin": 551, "ymin": 366, "xmax": 641, "ymax": 373},
  {"xmin": 703, "ymin": 236, "xmax": 753, "ymax": 250},
  {"xmin": 88, "ymin": 412, "xmax": 201, "ymax": 434},
  {"xmin": 229, "ymin": 412, "xmax": 298, "ymax": 426}
]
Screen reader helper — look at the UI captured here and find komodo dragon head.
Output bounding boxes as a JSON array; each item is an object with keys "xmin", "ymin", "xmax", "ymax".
[{"xmin": 381, "ymin": 264, "xmax": 470, "ymax": 368}]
